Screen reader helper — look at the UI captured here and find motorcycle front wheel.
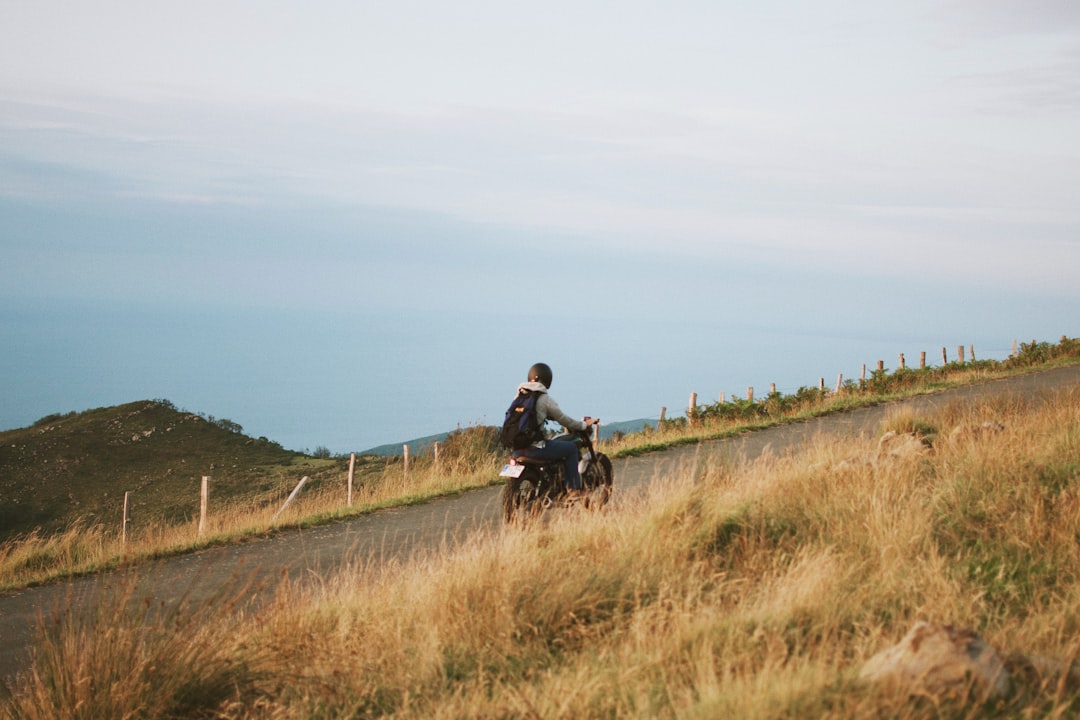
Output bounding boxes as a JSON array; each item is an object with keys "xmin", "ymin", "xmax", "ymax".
[{"xmin": 582, "ymin": 453, "xmax": 614, "ymax": 510}]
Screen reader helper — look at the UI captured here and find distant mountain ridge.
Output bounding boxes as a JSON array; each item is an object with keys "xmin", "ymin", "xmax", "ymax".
[{"xmin": 360, "ymin": 418, "xmax": 658, "ymax": 457}]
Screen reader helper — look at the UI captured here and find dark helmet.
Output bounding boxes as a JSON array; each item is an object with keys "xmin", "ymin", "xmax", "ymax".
[{"xmin": 527, "ymin": 362, "xmax": 553, "ymax": 388}]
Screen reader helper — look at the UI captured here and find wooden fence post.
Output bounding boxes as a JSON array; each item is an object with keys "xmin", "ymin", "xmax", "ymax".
[
  {"xmin": 122, "ymin": 491, "xmax": 130, "ymax": 547},
  {"xmin": 688, "ymin": 392, "xmax": 698, "ymax": 425},
  {"xmin": 970, "ymin": 344, "xmax": 975, "ymax": 362},
  {"xmin": 272, "ymin": 476, "xmax": 309, "ymax": 521},
  {"xmin": 347, "ymin": 452, "xmax": 356, "ymax": 507},
  {"xmin": 818, "ymin": 377, "xmax": 825, "ymax": 392},
  {"xmin": 199, "ymin": 476, "xmax": 209, "ymax": 538},
  {"xmin": 718, "ymin": 392, "xmax": 725, "ymax": 404},
  {"xmin": 658, "ymin": 406, "xmax": 666, "ymax": 426},
  {"xmin": 942, "ymin": 347, "xmax": 948, "ymax": 365},
  {"xmin": 433, "ymin": 441, "xmax": 440, "ymax": 466},
  {"xmin": 771, "ymin": 382, "xmax": 777, "ymax": 395},
  {"xmin": 920, "ymin": 351, "xmax": 926, "ymax": 369},
  {"xmin": 877, "ymin": 360, "xmax": 884, "ymax": 373},
  {"xmin": 958, "ymin": 345, "xmax": 965, "ymax": 364},
  {"xmin": 747, "ymin": 386, "xmax": 754, "ymax": 403},
  {"xmin": 835, "ymin": 373, "xmax": 843, "ymax": 394},
  {"xmin": 403, "ymin": 444, "xmax": 410, "ymax": 481},
  {"xmin": 899, "ymin": 353, "xmax": 905, "ymax": 370},
  {"xmin": 1012, "ymin": 339, "xmax": 1018, "ymax": 358},
  {"xmin": 861, "ymin": 364, "xmax": 867, "ymax": 384}
]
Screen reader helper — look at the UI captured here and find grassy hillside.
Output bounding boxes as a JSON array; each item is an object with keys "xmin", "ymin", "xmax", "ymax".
[
  {"xmin": 0, "ymin": 400, "xmax": 369, "ymax": 541},
  {"xmin": 5, "ymin": 373, "xmax": 1079, "ymax": 717}
]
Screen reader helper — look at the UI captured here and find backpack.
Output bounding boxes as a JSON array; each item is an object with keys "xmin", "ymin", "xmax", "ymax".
[{"xmin": 499, "ymin": 389, "xmax": 543, "ymax": 450}]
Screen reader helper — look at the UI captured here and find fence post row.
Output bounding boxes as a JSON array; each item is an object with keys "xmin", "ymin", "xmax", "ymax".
[{"xmin": 674, "ymin": 340, "xmax": 996, "ymax": 423}]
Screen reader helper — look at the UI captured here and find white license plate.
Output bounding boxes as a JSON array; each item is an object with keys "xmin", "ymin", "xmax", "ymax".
[{"xmin": 499, "ymin": 463, "xmax": 525, "ymax": 478}]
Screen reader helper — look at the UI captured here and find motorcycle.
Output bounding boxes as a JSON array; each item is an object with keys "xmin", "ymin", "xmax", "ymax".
[{"xmin": 499, "ymin": 428, "xmax": 614, "ymax": 523}]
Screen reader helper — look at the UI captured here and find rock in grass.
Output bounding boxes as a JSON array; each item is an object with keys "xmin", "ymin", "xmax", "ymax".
[
  {"xmin": 876, "ymin": 430, "xmax": 931, "ymax": 461},
  {"xmin": 859, "ymin": 622, "xmax": 1010, "ymax": 700}
]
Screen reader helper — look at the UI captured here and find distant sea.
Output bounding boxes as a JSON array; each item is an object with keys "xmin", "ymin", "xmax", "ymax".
[{"xmin": 0, "ymin": 296, "xmax": 1050, "ymax": 455}]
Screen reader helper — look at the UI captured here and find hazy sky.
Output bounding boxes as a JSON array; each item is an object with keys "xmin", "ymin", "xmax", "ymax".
[{"xmin": 2, "ymin": 2, "xmax": 1078, "ymax": 452}]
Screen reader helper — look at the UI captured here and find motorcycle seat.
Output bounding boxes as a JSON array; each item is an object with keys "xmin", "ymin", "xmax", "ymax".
[{"xmin": 510, "ymin": 454, "xmax": 549, "ymax": 466}]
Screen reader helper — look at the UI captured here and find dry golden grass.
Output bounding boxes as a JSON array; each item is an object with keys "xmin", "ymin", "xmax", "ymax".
[{"xmin": 4, "ymin": 385, "xmax": 1080, "ymax": 718}]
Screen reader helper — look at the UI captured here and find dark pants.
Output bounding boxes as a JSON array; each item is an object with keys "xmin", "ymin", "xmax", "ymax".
[{"xmin": 515, "ymin": 439, "xmax": 582, "ymax": 490}]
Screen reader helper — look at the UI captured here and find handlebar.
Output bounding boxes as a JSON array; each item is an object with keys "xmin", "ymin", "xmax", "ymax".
[{"xmin": 575, "ymin": 425, "xmax": 598, "ymax": 449}]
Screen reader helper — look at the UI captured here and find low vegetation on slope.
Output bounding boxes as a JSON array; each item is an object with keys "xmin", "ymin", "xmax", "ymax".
[
  {"xmin": 4, "ymin": 377, "xmax": 1079, "ymax": 717},
  {"xmin": 0, "ymin": 399, "xmax": 350, "ymax": 539}
]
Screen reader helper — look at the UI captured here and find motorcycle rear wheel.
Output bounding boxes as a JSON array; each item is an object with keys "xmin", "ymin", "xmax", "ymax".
[{"xmin": 502, "ymin": 474, "xmax": 543, "ymax": 524}]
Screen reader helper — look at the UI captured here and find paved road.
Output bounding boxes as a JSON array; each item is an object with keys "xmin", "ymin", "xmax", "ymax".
[{"xmin": 2, "ymin": 364, "xmax": 1078, "ymax": 687}]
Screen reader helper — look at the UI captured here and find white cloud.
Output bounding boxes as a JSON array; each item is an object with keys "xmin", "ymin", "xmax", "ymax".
[{"xmin": 1, "ymin": 1, "xmax": 1078, "ymax": 303}]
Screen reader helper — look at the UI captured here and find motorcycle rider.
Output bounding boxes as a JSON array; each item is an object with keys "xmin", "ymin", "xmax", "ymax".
[{"xmin": 513, "ymin": 362, "xmax": 599, "ymax": 502}]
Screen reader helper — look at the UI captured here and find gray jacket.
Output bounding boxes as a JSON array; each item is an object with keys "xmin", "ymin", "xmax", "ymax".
[{"xmin": 517, "ymin": 381, "xmax": 587, "ymax": 444}]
